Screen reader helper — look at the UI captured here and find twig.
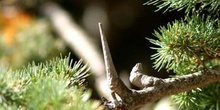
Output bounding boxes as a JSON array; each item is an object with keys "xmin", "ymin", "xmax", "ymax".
[
  {"xmin": 99, "ymin": 23, "xmax": 132, "ymax": 109},
  {"xmin": 99, "ymin": 23, "xmax": 118, "ymax": 85},
  {"xmin": 99, "ymin": 23, "xmax": 220, "ymax": 110}
]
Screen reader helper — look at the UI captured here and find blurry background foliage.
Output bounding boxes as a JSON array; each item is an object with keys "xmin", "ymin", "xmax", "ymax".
[
  {"xmin": 0, "ymin": 1, "xmax": 103, "ymax": 109},
  {"xmin": 0, "ymin": 12, "xmax": 66, "ymax": 68}
]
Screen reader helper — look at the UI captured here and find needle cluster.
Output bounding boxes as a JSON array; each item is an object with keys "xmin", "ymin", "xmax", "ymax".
[
  {"xmin": 144, "ymin": 0, "xmax": 220, "ymax": 17},
  {"xmin": 148, "ymin": 16, "xmax": 220, "ymax": 74},
  {"xmin": 145, "ymin": 0, "xmax": 220, "ymax": 109},
  {"xmin": 0, "ymin": 55, "xmax": 101, "ymax": 110}
]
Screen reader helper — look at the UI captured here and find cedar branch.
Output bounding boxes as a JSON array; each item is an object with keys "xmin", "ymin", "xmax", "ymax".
[{"xmin": 99, "ymin": 23, "xmax": 220, "ymax": 110}]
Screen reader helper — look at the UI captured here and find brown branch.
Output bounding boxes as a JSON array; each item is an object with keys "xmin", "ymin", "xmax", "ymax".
[
  {"xmin": 129, "ymin": 63, "xmax": 220, "ymax": 109},
  {"xmin": 99, "ymin": 23, "xmax": 132, "ymax": 102},
  {"xmin": 99, "ymin": 23, "xmax": 118, "ymax": 85},
  {"xmin": 99, "ymin": 23, "xmax": 220, "ymax": 110}
]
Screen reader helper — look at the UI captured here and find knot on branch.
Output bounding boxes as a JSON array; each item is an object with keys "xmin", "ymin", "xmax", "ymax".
[{"xmin": 130, "ymin": 63, "xmax": 164, "ymax": 88}]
